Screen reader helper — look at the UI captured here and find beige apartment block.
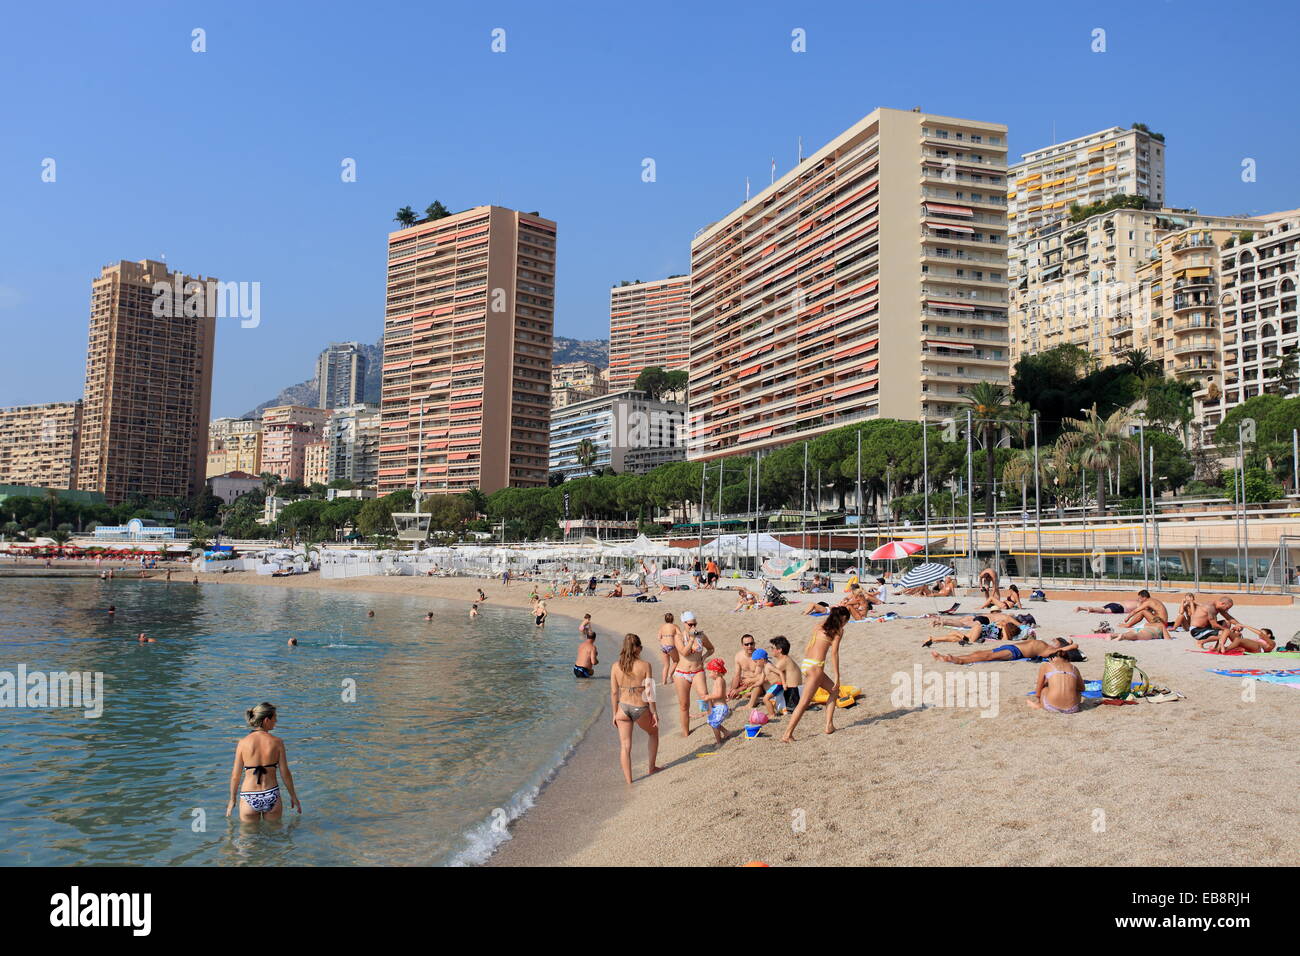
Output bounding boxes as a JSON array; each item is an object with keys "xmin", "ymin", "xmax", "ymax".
[
  {"xmin": 552, "ymin": 361, "xmax": 608, "ymax": 393},
  {"xmin": 323, "ymin": 403, "xmax": 381, "ymax": 487},
  {"xmin": 609, "ymin": 275, "xmax": 691, "ymax": 390},
  {"xmin": 303, "ymin": 439, "xmax": 330, "ymax": 487},
  {"xmin": 0, "ymin": 401, "xmax": 83, "ymax": 489},
  {"xmin": 380, "ymin": 205, "xmax": 555, "ymax": 495},
  {"xmin": 77, "ymin": 260, "xmax": 216, "ymax": 503},
  {"xmin": 1008, "ymin": 125, "xmax": 1165, "ymax": 239},
  {"xmin": 1219, "ymin": 213, "xmax": 1300, "ymax": 417},
  {"xmin": 260, "ymin": 405, "xmax": 329, "ymax": 483},
  {"xmin": 206, "ymin": 417, "xmax": 263, "ymax": 478},
  {"xmin": 688, "ymin": 107, "xmax": 1009, "ymax": 459},
  {"xmin": 1010, "ymin": 207, "xmax": 1261, "ymax": 366},
  {"xmin": 1137, "ymin": 226, "xmax": 1262, "ymax": 438}
]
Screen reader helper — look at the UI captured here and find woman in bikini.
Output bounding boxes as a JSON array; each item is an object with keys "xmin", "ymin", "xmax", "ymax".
[
  {"xmin": 1026, "ymin": 646, "xmax": 1084, "ymax": 714},
  {"xmin": 610, "ymin": 633, "xmax": 661, "ymax": 784},
  {"xmin": 781, "ymin": 606, "xmax": 850, "ymax": 743},
  {"xmin": 657, "ymin": 612, "xmax": 681, "ymax": 685},
  {"xmin": 227, "ymin": 702, "xmax": 301, "ymax": 821},
  {"xmin": 672, "ymin": 617, "xmax": 715, "ymax": 737},
  {"xmin": 1202, "ymin": 623, "xmax": 1276, "ymax": 654}
]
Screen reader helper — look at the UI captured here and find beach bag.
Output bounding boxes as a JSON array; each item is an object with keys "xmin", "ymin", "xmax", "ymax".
[{"xmin": 1102, "ymin": 652, "xmax": 1149, "ymax": 700}]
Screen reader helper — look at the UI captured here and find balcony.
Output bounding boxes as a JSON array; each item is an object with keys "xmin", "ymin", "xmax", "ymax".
[
  {"xmin": 1173, "ymin": 339, "xmax": 1216, "ymax": 356},
  {"xmin": 1174, "ymin": 362, "xmax": 1217, "ymax": 378}
]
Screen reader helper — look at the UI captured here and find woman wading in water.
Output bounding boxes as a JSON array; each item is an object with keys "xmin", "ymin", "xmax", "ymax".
[
  {"xmin": 610, "ymin": 634, "xmax": 661, "ymax": 783},
  {"xmin": 781, "ymin": 606, "xmax": 850, "ymax": 743},
  {"xmin": 227, "ymin": 702, "xmax": 301, "ymax": 821}
]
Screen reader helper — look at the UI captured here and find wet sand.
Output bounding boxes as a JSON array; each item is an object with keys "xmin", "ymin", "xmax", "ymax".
[{"xmin": 198, "ymin": 570, "xmax": 1300, "ymax": 866}]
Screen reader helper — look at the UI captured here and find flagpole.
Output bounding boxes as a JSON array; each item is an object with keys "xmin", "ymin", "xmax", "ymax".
[
  {"xmin": 966, "ymin": 409, "xmax": 974, "ymax": 580},
  {"xmin": 1033, "ymin": 412, "xmax": 1043, "ymax": 588},
  {"xmin": 801, "ymin": 442, "xmax": 808, "ymax": 558},
  {"xmin": 856, "ymin": 429, "xmax": 863, "ymax": 575},
  {"xmin": 922, "ymin": 419, "xmax": 930, "ymax": 560}
]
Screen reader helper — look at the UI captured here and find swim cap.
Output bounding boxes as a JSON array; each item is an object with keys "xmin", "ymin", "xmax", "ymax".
[
  {"xmin": 682, "ymin": 611, "xmax": 696, "ymax": 622},
  {"xmin": 750, "ymin": 649, "xmax": 768, "ymax": 660}
]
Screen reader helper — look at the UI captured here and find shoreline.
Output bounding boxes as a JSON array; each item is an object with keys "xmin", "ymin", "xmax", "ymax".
[{"xmin": 190, "ymin": 570, "xmax": 1300, "ymax": 867}]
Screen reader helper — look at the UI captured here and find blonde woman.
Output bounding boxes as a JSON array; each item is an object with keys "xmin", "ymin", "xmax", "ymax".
[
  {"xmin": 610, "ymin": 634, "xmax": 661, "ymax": 784},
  {"xmin": 227, "ymin": 702, "xmax": 301, "ymax": 821}
]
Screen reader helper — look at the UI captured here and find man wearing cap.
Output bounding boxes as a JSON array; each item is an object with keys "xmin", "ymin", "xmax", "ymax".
[{"xmin": 730, "ymin": 634, "xmax": 767, "ymax": 704}]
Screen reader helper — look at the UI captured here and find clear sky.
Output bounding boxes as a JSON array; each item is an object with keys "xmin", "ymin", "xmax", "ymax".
[{"xmin": 1, "ymin": 0, "xmax": 1296, "ymax": 418}]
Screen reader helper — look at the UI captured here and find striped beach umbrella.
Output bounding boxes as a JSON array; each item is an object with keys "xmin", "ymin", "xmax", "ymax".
[{"xmin": 897, "ymin": 562, "xmax": 954, "ymax": 590}]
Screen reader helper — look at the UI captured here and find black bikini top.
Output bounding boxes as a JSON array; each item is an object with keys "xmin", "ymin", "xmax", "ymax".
[{"xmin": 244, "ymin": 762, "xmax": 278, "ymax": 784}]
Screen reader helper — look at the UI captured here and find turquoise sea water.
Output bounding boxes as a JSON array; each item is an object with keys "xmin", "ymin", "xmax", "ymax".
[{"xmin": 0, "ymin": 578, "xmax": 603, "ymax": 865}]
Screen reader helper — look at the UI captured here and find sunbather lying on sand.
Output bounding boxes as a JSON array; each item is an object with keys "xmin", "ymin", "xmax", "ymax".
[
  {"xmin": 932, "ymin": 636, "xmax": 1078, "ymax": 665},
  {"xmin": 1199, "ymin": 623, "xmax": 1275, "ymax": 654},
  {"xmin": 922, "ymin": 612, "xmax": 1022, "ymax": 647}
]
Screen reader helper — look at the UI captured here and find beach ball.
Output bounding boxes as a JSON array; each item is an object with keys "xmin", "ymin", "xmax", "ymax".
[{"xmin": 748, "ymin": 710, "xmax": 769, "ymax": 726}]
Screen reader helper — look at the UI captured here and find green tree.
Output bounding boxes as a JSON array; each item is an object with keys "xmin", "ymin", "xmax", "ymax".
[
  {"xmin": 1057, "ymin": 405, "xmax": 1135, "ymax": 515},
  {"xmin": 424, "ymin": 200, "xmax": 452, "ymax": 221},
  {"xmin": 394, "ymin": 206, "xmax": 417, "ymax": 228},
  {"xmin": 964, "ymin": 382, "xmax": 1013, "ymax": 517}
]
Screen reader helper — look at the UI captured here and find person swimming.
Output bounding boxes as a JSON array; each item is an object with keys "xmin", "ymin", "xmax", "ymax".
[{"xmin": 227, "ymin": 702, "xmax": 301, "ymax": 820}]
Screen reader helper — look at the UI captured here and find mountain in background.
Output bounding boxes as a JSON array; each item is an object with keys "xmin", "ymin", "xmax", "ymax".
[
  {"xmin": 552, "ymin": 335, "xmax": 608, "ymax": 366},
  {"xmin": 239, "ymin": 338, "xmax": 383, "ymax": 419},
  {"xmin": 239, "ymin": 335, "xmax": 607, "ymax": 420}
]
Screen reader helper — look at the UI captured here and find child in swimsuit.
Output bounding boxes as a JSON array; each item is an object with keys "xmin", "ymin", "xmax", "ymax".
[
  {"xmin": 1027, "ymin": 649, "xmax": 1083, "ymax": 714},
  {"xmin": 698, "ymin": 658, "xmax": 732, "ymax": 744}
]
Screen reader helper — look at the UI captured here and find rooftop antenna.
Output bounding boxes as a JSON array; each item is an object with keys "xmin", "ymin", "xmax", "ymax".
[
  {"xmin": 770, "ymin": 157, "xmax": 776, "ymax": 185},
  {"xmin": 745, "ymin": 176, "xmax": 750, "ymax": 202},
  {"xmin": 797, "ymin": 136, "xmax": 803, "ymax": 164}
]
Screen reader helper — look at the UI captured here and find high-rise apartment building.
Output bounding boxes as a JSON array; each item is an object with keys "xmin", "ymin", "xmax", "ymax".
[
  {"xmin": 379, "ymin": 205, "xmax": 555, "ymax": 495},
  {"xmin": 316, "ymin": 342, "xmax": 368, "ymax": 409},
  {"xmin": 206, "ymin": 417, "xmax": 264, "ymax": 478},
  {"xmin": 77, "ymin": 260, "xmax": 216, "ymax": 503},
  {"xmin": 1008, "ymin": 125, "xmax": 1166, "ymax": 239},
  {"xmin": 1219, "ymin": 214, "xmax": 1300, "ymax": 416},
  {"xmin": 1137, "ymin": 225, "xmax": 1261, "ymax": 437},
  {"xmin": 260, "ymin": 405, "xmax": 329, "ymax": 483},
  {"xmin": 323, "ymin": 403, "xmax": 381, "ymax": 487},
  {"xmin": 0, "ymin": 401, "xmax": 83, "ymax": 489},
  {"xmin": 608, "ymin": 275, "xmax": 691, "ymax": 390},
  {"xmin": 688, "ymin": 107, "xmax": 1009, "ymax": 459},
  {"xmin": 1010, "ymin": 207, "xmax": 1260, "ymax": 364}
]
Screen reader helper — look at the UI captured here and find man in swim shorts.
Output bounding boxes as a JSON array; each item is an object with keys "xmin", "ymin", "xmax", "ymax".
[
  {"xmin": 1075, "ymin": 599, "xmax": 1139, "ymax": 615},
  {"xmin": 931, "ymin": 636, "xmax": 1079, "ymax": 665},
  {"xmin": 574, "ymin": 627, "xmax": 598, "ymax": 678}
]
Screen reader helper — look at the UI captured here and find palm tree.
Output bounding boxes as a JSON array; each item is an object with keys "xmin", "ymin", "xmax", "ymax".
[
  {"xmin": 45, "ymin": 488, "xmax": 60, "ymax": 530},
  {"xmin": 49, "ymin": 528, "xmax": 72, "ymax": 549},
  {"xmin": 575, "ymin": 438, "xmax": 598, "ymax": 476},
  {"xmin": 1057, "ymin": 405, "xmax": 1136, "ymax": 516},
  {"xmin": 1043, "ymin": 444, "xmax": 1078, "ymax": 518},
  {"xmin": 394, "ymin": 206, "xmax": 417, "ymax": 228},
  {"xmin": 964, "ymin": 382, "xmax": 1012, "ymax": 517},
  {"xmin": 259, "ymin": 472, "xmax": 280, "ymax": 497},
  {"xmin": 1121, "ymin": 348, "xmax": 1162, "ymax": 379}
]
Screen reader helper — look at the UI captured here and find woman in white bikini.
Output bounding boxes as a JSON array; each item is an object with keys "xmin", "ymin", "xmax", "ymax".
[
  {"xmin": 781, "ymin": 606, "xmax": 850, "ymax": 743},
  {"xmin": 226, "ymin": 702, "xmax": 301, "ymax": 821},
  {"xmin": 672, "ymin": 614, "xmax": 715, "ymax": 737},
  {"xmin": 610, "ymin": 633, "xmax": 661, "ymax": 784},
  {"xmin": 657, "ymin": 612, "xmax": 682, "ymax": 685}
]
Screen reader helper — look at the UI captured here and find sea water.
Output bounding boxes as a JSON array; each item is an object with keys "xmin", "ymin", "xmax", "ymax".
[{"xmin": 0, "ymin": 578, "xmax": 603, "ymax": 865}]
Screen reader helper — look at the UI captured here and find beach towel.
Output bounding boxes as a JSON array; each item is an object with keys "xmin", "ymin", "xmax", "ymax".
[
  {"xmin": 1070, "ymin": 633, "xmax": 1116, "ymax": 639},
  {"xmin": 1208, "ymin": 667, "xmax": 1300, "ymax": 689},
  {"xmin": 1190, "ymin": 649, "xmax": 1300, "ymax": 658}
]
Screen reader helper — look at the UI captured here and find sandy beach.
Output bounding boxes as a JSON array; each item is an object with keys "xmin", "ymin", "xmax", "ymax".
[{"xmin": 195, "ymin": 570, "xmax": 1300, "ymax": 867}]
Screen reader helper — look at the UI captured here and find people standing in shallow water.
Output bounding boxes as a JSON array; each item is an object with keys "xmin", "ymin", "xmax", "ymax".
[{"xmin": 228, "ymin": 702, "xmax": 301, "ymax": 821}]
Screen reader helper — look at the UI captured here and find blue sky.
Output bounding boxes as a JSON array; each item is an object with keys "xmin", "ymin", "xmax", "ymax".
[{"xmin": 1, "ymin": 0, "xmax": 1296, "ymax": 418}]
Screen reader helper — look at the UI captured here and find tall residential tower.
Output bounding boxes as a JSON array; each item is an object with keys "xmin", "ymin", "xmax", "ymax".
[
  {"xmin": 687, "ymin": 107, "xmax": 1009, "ymax": 459},
  {"xmin": 379, "ymin": 205, "xmax": 556, "ymax": 494},
  {"xmin": 77, "ymin": 260, "xmax": 216, "ymax": 503}
]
